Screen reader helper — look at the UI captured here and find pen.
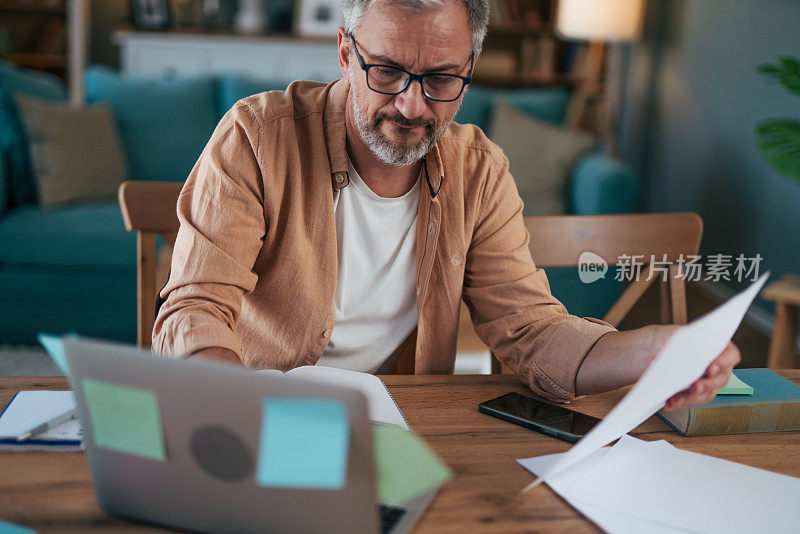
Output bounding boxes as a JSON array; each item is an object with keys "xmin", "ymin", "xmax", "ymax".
[{"xmin": 16, "ymin": 408, "xmax": 77, "ymax": 442}]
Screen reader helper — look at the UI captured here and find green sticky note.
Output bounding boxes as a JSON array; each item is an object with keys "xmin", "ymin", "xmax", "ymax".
[
  {"xmin": 718, "ymin": 372, "xmax": 754, "ymax": 395},
  {"xmin": 256, "ymin": 397, "xmax": 349, "ymax": 489},
  {"xmin": 0, "ymin": 519, "xmax": 36, "ymax": 533},
  {"xmin": 373, "ymin": 425, "xmax": 452, "ymax": 506},
  {"xmin": 37, "ymin": 332, "xmax": 69, "ymax": 375},
  {"xmin": 82, "ymin": 378, "xmax": 166, "ymax": 461}
]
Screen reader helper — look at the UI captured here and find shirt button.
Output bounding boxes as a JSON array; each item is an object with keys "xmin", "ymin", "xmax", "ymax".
[{"xmin": 323, "ymin": 329, "xmax": 332, "ymax": 338}]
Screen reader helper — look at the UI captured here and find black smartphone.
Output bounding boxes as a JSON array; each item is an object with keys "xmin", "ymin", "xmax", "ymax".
[{"xmin": 478, "ymin": 392, "xmax": 601, "ymax": 443}]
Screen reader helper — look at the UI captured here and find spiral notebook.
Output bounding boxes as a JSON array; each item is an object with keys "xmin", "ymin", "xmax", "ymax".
[{"xmin": 0, "ymin": 390, "xmax": 83, "ymax": 451}]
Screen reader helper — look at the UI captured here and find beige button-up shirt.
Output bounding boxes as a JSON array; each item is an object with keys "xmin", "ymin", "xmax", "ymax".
[{"xmin": 153, "ymin": 78, "xmax": 615, "ymax": 401}]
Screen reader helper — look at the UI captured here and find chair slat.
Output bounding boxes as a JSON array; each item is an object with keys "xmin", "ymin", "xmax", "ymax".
[
  {"xmin": 137, "ymin": 232, "xmax": 157, "ymax": 348},
  {"xmin": 524, "ymin": 213, "xmax": 703, "ymax": 267}
]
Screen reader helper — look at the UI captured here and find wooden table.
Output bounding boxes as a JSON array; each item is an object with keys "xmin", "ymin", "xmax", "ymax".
[{"xmin": 2, "ymin": 373, "xmax": 800, "ymax": 533}]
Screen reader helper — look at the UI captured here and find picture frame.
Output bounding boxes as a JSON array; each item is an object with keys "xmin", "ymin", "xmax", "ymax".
[
  {"xmin": 294, "ymin": 0, "xmax": 344, "ymax": 37},
  {"xmin": 129, "ymin": 0, "xmax": 172, "ymax": 31}
]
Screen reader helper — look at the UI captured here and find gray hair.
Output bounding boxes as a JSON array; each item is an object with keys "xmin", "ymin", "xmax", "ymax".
[{"xmin": 342, "ymin": 0, "xmax": 490, "ymax": 53}]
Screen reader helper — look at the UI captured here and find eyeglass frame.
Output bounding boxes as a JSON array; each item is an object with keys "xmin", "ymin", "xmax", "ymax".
[{"xmin": 347, "ymin": 33, "xmax": 474, "ymax": 102}]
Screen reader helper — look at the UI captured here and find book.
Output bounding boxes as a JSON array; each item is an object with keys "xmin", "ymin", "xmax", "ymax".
[
  {"xmin": 257, "ymin": 366, "xmax": 410, "ymax": 430},
  {"xmin": 0, "ymin": 391, "xmax": 83, "ymax": 451},
  {"xmin": 657, "ymin": 369, "xmax": 800, "ymax": 436}
]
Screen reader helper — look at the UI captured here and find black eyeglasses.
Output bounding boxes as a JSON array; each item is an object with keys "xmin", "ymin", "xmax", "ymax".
[{"xmin": 348, "ymin": 33, "xmax": 473, "ymax": 102}]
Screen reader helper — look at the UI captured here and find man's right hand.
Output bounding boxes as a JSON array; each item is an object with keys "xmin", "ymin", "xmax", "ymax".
[{"xmin": 190, "ymin": 347, "xmax": 242, "ymax": 365}]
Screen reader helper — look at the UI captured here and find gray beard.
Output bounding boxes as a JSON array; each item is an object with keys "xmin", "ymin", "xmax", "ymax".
[{"xmin": 349, "ymin": 69, "xmax": 453, "ymax": 167}]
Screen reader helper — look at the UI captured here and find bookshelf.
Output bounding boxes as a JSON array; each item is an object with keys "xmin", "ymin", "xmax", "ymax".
[
  {"xmin": 0, "ymin": 0, "xmax": 89, "ymax": 105},
  {"xmin": 475, "ymin": 0, "xmax": 593, "ymax": 90},
  {"xmin": 0, "ymin": 0, "xmax": 68, "ymax": 73}
]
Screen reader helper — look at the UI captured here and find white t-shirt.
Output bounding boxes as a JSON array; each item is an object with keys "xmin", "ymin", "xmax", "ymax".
[{"xmin": 316, "ymin": 160, "xmax": 420, "ymax": 373}]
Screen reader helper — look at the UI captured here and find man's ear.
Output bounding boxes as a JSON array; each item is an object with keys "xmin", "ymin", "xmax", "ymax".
[{"xmin": 337, "ymin": 27, "xmax": 351, "ymax": 79}]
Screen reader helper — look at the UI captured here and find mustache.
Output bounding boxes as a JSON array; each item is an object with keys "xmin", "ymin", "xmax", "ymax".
[{"xmin": 374, "ymin": 112, "xmax": 434, "ymax": 130}]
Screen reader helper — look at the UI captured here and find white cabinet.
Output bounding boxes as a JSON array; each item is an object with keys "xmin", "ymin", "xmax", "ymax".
[{"xmin": 114, "ymin": 29, "xmax": 342, "ymax": 82}]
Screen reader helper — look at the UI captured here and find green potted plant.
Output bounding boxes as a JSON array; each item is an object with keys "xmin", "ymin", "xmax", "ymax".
[{"xmin": 756, "ymin": 56, "xmax": 800, "ymax": 185}]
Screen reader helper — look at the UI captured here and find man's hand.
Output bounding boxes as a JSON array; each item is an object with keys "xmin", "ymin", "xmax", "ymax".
[
  {"xmin": 663, "ymin": 341, "xmax": 741, "ymax": 411},
  {"xmin": 577, "ymin": 325, "xmax": 742, "ymax": 411}
]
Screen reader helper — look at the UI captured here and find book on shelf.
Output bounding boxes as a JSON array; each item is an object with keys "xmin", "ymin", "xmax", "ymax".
[{"xmin": 657, "ymin": 368, "xmax": 800, "ymax": 437}]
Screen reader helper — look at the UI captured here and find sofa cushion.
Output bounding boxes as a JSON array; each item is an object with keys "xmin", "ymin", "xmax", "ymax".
[
  {"xmin": 0, "ymin": 147, "xmax": 6, "ymax": 217},
  {"xmin": 217, "ymin": 75, "xmax": 291, "ymax": 117},
  {"xmin": 16, "ymin": 95, "xmax": 128, "ymax": 208},
  {"xmin": 85, "ymin": 65, "xmax": 218, "ymax": 183},
  {"xmin": 0, "ymin": 61, "xmax": 68, "ymax": 208},
  {"xmin": 489, "ymin": 100, "xmax": 595, "ymax": 214},
  {"xmin": 0, "ymin": 202, "xmax": 135, "ymax": 269},
  {"xmin": 455, "ymin": 84, "xmax": 571, "ymax": 131},
  {"xmin": 0, "ymin": 265, "xmax": 136, "ymax": 344}
]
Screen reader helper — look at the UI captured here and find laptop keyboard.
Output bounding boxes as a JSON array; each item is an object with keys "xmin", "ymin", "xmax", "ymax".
[{"xmin": 378, "ymin": 504, "xmax": 407, "ymax": 533}]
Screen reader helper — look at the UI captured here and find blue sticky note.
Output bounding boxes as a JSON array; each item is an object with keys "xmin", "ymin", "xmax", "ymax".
[
  {"xmin": 37, "ymin": 333, "xmax": 69, "ymax": 375},
  {"xmin": 0, "ymin": 519, "xmax": 36, "ymax": 533},
  {"xmin": 256, "ymin": 397, "xmax": 349, "ymax": 489}
]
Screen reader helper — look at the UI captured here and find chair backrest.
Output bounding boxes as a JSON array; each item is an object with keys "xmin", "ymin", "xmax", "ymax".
[
  {"xmin": 488, "ymin": 212, "xmax": 703, "ymax": 373},
  {"xmin": 118, "ymin": 181, "xmax": 183, "ymax": 347},
  {"xmin": 118, "ymin": 185, "xmax": 703, "ymax": 371}
]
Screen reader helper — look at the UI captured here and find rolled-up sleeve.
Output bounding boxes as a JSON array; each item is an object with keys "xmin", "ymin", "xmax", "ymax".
[
  {"xmin": 462, "ymin": 153, "xmax": 615, "ymax": 401},
  {"xmin": 152, "ymin": 101, "xmax": 265, "ymax": 359}
]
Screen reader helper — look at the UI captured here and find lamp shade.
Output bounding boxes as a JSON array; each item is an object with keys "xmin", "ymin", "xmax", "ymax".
[{"xmin": 556, "ymin": 0, "xmax": 645, "ymax": 42}]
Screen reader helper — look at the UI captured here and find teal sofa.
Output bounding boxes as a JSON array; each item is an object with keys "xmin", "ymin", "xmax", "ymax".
[{"xmin": 0, "ymin": 62, "xmax": 638, "ymax": 343}]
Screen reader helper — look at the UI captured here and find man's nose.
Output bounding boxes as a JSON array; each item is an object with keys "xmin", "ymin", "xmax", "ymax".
[{"xmin": 394, "ymin": 79, "xmax": 428, "ymax": 120}]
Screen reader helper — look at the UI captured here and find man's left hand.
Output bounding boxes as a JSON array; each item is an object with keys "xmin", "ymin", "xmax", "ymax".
[{"xmin": 663, "ymin": 341, "xmax": 741, "ymax": 411}]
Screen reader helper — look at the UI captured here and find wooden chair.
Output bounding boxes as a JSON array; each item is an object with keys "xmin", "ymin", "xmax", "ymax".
[
  {"xmin": 118, "ymin": 181, "xmax": 183, "ymax": 348},
  {"xmin": 118, "ymin": 183, "xmax": 703, "ymax": 373},
  {"xmin": 117, "ymin": 179, "xmax": 420, "ymax": 371},
  {"xmin": 488, "ymin": 212, "xmax": 704, "ymax": 373}
]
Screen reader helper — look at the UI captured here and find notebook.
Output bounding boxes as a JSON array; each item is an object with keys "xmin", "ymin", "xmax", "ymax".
[
  {"xmin": 0, "ymin": 390, "xmax": 83, "ymax": 451},
  {"xmin": 257, "ymin": 366, "xmax": 410, "ymax": 430}
]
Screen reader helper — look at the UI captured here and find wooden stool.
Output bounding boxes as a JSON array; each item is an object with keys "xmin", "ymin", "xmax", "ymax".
[{"xmin": 762, "ymin": 275, "xmax": 800, "ymax": 369}]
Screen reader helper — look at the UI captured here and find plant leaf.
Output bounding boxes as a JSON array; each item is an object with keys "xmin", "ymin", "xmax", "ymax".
[
  {"xmin": 756, "ymin": 119, "xmax": 800, "ymax": 185},
  {"xmin": 757, "ymin": 56, "xmax": 800, "ymax": 96}
]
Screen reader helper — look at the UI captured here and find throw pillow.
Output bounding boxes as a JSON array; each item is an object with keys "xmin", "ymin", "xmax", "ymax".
[
  {"xmin": 488, "ymin": 100, "xmax": 595, "ymax": 215},
  {"xmin": 85, "ymin": 65, "xmax": 218, "ymax": 183},
  {"xmin": 15, "ymin": 94, "xmax": 128, "ymax": 208},
  {"xmin": 0, "ymin": 61, "xmax": 68, "ymax": 207}
]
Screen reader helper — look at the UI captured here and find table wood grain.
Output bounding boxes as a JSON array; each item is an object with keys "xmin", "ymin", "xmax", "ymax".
[{"xmin": 1, "ymin": 372, "xmax": 799, "ymax": 533}]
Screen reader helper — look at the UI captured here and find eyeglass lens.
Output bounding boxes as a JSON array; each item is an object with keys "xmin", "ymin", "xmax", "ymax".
[{"xmin": 368, "ymin": 67, "xmax": 465, "ymax": 101}]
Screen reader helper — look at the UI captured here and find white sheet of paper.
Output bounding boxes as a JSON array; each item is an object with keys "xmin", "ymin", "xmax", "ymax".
[
  {"xmin": 567, "ymin": 435, "xmax": 799, "ymax": 534},
  {"xmin": 525, "ymin": 273, "xmax": 769, "ymax": 491},
  {"xmin": 518, "ymin": 439, "xmax": 692, "ymax": 534}
]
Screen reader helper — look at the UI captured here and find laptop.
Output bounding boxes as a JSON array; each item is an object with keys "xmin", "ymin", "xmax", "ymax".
[{"xmin": 62, "ymin": 337, "xmax": 439, "ymax": 534}]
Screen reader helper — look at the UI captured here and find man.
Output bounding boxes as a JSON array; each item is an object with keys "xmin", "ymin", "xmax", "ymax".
[{"xmin": 153, "ymin": 0, "xmax": 739, "ymax": 409}]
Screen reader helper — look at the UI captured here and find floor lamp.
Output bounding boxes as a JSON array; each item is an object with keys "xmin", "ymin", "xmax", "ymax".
[{"xmin": 557, "ymin": 0, "xmax": 645, "ymax": 157}]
